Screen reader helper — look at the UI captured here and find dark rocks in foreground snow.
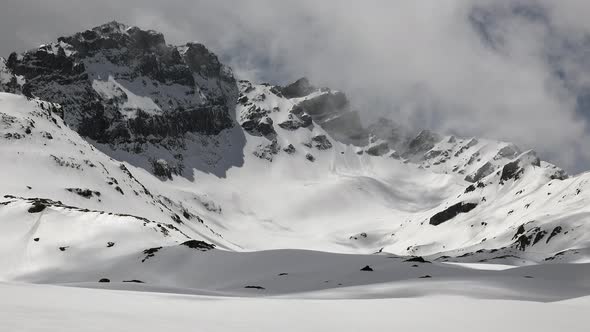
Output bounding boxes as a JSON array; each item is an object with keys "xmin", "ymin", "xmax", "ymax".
[
  {"xmin": 429, "ymin": 202, "xmax": 478, "ymax": 226},
  {"xmin": 244, "ymin": 285, "xmax": 265, "ymax": 290},
  {"xmin": 99, "ymin": 278, "xmax": 110, "ymax": 283},
  {"xmin": 360, "ymin": 265, "xmax": 374, "ymax": 271},
  {"xmin": 27, "ymin": 202, "xmax": 47, "ymax": 213},
  {"xmin": 404, "ymin": 256, "xmax": 430, "ymax": 263},
  {"xmin": 123, "ymin": 280, "xmax": 144, "ymax": 283}
]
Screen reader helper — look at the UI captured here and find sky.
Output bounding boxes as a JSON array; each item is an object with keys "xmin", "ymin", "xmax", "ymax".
[{"xmin": 2, "ymin": 0, "xmax": 590, "ymax": 172}]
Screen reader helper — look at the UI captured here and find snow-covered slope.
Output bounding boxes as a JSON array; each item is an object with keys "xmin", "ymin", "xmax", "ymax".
[{"xmin": 0, "ymin": 92, "xmax": 234, "ymax": 251}]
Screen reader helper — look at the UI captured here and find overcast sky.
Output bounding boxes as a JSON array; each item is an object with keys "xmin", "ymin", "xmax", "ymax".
[{"xmin": 2, "ymin": 1, "xmax": 590, "ymax": 173}]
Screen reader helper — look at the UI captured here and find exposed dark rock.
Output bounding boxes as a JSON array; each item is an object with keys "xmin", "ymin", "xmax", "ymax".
[
  {"xmin": 532, "ymin": 230, "xmax": 548, "ymax": 246},
  {"xmin": 310, "ymin": 135, "xmax": 332, "ymax": 150},
  {"xmin": 305, "ymin": 153, "xmax": 315, "ymax": 162},
  {"xmin": 402, "ymin": 130, "xmax": 441, "ymax": 161},
  {"xmin": 142, "ymin": 246, "xmax": 162, "ymax": 262},
  {"xmin": 495, "ymin": 145, "xmax": 520, "ymax": 160},
  {"xmin": 59, "ymin": 246, "xmax": 69, "ymax": 252},
  {"xmin": 360, "ymin": 265, "xmax": 374, "ymax": 271},
  {"xmin": 5, "ymin": 21, "xmax": 239, "ymax": 179},
  {"xmin": 419, "ymin": 275, "xmax": 432, "ymax": 278},
  {"xmin": 99, "ymin": 278, "xmax": 110, "ymax": 283},
  {"xmin": 283, "ymin": 144, "xmax": 296, "ymax": 154},
  {"xmin": 516, "ymin": 234, "xmax": 530, "ymax": 251},
  {"xmin": 181, "ymin": 240, "xmax": 216, "ymax": 251},
  {"xmin": 464, "ymin": 184, "xmax": 476, "ymax": 193},
  {"xmin": 454, "ymin": 139, "xmax": 479, "ymax": 157},
  {"xmin": 151, "ymin": 159, "xmax": 174, "ymax": 180},
  {"xmin": 240, "ymin": 105, "xmax": 276, "ymax": 138},
  {"xmin": 292, "ymin": 90, "xmax": 368, "ymax": 145},
  {"xmin": 546, "ymin": 226, "xmax": 562, "ymax": 244},
  {"xmin": 123, "ymin": 280, "xmax": 144, "ymax": 283},
  {"xmin": 465, "ymin": 162, "xmax": 495, "ymax": 183},
  {"xmin": 244, "ymin": 285, "xmax": 265, "ymax": 290},
  {"xmin": 404, "ymin": 256, "xmax": 430, "ymax": 263},
  {"xmin": 279, "ymin": 77, "xmax": 316, "ymax": 98},
  {"xmin": 107, "ymin": 242, "xmax": 115, "ymax": 248},
  {"xmin": 500, "ymin": 152, "xmax": 540, "ymax": 184},
  {"xmin": 513, "ymin": 225, "xmax": 526, "ymax": 240},
  {"xmin": 66, "ymin": 188, "xmax": 101, "ymax": 199},
  {"xmin": 350, "ymin": 232, "xmax": 368, "ymax": 240},
  {"xmin": 500, "ymin": 160, "xmax": 525, "ymax": 184},
  {"xmin": 253, "ymin": 140, "xmax": 280, "ymax": 161},
  {"xmin": 33, "ymin": 238, "xmax": 40, "ymax": 242},
  {"xmin": 278, "ymin": 112, "xmax": 312, "ymax": 130},
  {"xmin": 28, "ymin": 202, "xmax": 47, "ymax": 213},
  {"xmin": 429, "ymin": 202, "xmax": 478, "ymax": 226},
  {"xmin": 366, "ymin": 141, "xmax": 390, "ymax": 156}
]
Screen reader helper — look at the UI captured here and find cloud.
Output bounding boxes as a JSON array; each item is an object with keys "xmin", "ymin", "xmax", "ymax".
[{"xmin": 2, "ymin": 0, "xmax": 590, "ymax": 172}]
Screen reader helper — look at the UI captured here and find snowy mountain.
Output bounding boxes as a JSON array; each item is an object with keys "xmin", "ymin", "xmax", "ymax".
[{"xmin": 0, "ymin": 22, "xmax": 589, "ymax": 315}]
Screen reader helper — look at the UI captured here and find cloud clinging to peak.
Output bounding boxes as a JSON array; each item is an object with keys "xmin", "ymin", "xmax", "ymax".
[{"xmin": 2, "ymin": 0, "xmax": 590, "ymax": 172}]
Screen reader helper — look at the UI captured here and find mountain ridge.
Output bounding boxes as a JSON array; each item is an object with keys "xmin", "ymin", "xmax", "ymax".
[{"xmin": 0, "ymin": 22, "xmax": 588, "ymax": 294}]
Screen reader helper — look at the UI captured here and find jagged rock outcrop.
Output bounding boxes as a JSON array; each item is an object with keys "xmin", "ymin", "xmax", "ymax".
[
  {"xmin": 402, "ymin": 130, "xmax": 442, "ymax": 161},
  {"xmin": 279, "ymin": 77, "xmax": 316, "ymax": 98},
  {"xmin": 5, "ymin": 21, "xmax": 237, "ymax": 143},
  {"xmin": 1, "ymin": 21, "xmax": 241, "ymax": 178},
  {"xmin": 309, "ymin": 135, "xmax": 333, "ymax": 150},
  {"xmin": 366, "ymin": 141, "xmax": 390, "ymax": 156},
  {"xmin": 287, "ymin": 84, "xmax": 368, "ymax": 146},
  {"xmin": 429, "ymin": 202, "xmax": 478, "ymax": 226}
]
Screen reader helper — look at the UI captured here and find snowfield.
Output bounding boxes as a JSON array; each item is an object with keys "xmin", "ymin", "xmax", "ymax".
[{"xmin": 2, "ymin": 282, "xmax": 589, "ymax": 332}]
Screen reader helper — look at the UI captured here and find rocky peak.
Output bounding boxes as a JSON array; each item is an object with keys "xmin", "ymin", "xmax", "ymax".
[
  {"xmin": 180, "ymin": 42, "xmax": 233, "ymax": 82},
  {"xmin": 402, "ymin": 130, "xmax": 442, "ymax": 161},
  {"xmin": 1, "ymin": 21, "xmax": 241, "ymax": 179},
  {"xmin": 280, "ymin": 77, "xmax": 316, "ymax": 98},
  {"xmin": 56, "ymin": 21, "xmax": 166, "ymax": 56}
]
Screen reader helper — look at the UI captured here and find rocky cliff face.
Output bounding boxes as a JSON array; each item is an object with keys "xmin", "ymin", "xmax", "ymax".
[{"xmin": 1, "ymin": 22, "xmax": 241, "ymax": 178}]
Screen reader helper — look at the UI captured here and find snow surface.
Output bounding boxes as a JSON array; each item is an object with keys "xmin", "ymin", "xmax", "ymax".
[{"xmin": 1, "ymin": 282, "xmax": 588, "ymax": 332}]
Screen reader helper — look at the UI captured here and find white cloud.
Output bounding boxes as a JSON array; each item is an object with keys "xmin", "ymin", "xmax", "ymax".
[{"xmin": 2, "ymin": 0, "xmax": 590, "ymax": 172}]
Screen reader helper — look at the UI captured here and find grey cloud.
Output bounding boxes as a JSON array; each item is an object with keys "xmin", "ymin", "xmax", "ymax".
[{"xmin": 2, "ymin": 0, "xmax": 590, "ymax": 172}]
